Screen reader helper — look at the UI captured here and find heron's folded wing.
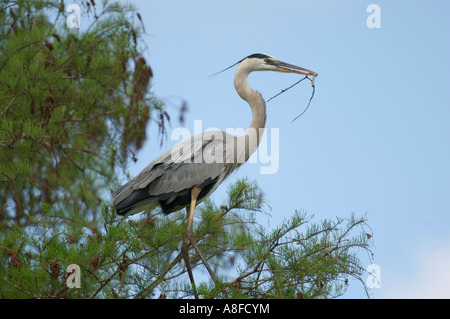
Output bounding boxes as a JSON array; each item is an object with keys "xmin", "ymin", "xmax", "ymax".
[{"xmin": 113, "ymin": 131, "xmax": 234, "ymax": 205}]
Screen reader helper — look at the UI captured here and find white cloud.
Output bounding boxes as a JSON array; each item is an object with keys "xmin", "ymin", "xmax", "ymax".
[{"xmin": 383, "ymin": 240, "xmax": 450, "ymax": 299}]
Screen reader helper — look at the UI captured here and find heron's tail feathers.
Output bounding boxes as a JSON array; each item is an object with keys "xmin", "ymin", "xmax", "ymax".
[
  {"xmin": 115, "ymin": 199, "xmax": 158, "ymax": 217},
  {"xmin": 113, "ymin": 184, "xmax": 158, "ymax": 217}
]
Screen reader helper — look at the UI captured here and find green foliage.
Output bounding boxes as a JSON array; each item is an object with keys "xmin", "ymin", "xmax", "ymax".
[
  {"xmin": 0, "ymin": 0, "xmax": 166, "ymax": 224},
  {"xmin": 1, "ymin": 177, "xmax": 374, "ymax": 299}
]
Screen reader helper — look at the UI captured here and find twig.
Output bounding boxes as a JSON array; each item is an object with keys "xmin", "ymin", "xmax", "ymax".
[
  {"xmin": 0, "ymin": 96, "xmax": 16, "ymax": 117},
  {"xmin": 290, "ymin": 78, "xmax": 315, "ymax": 123},
  {"xmin": 266, "ymin": 75, "xmax": 316, "ymax": 122},
  {"xmin": 266, "ymin": 76, "xmax": 309, "ymax": 103},
  {"xmin": 133, "ymin": 253, "xmax": 183, "ymax": 299}
]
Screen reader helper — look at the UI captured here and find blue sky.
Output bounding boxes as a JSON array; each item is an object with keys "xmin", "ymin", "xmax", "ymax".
[{"xmin": 124, "ymin": 0, "xmax": 450, "ymax": 298}]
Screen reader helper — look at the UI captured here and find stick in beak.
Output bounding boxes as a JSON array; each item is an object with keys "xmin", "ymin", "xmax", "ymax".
[{"xmin": 275, "ymin": 60, "xmax": 318, "ymax": 86}]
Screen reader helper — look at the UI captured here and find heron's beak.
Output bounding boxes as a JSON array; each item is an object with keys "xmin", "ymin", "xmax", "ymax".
[{"xmin": 274, "ymin": 60, "xmax": 318, "ymax": 78}]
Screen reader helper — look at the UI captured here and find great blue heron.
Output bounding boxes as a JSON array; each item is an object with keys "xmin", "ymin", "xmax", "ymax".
[{"xmin": 113, "ymin": 53, "xmax": 317, "ymax": 291}]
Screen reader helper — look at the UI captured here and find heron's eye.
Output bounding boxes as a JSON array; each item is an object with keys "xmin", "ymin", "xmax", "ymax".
[{"xmin": 264, "ymin": 58, "xmax": 270, "ymax": 63}]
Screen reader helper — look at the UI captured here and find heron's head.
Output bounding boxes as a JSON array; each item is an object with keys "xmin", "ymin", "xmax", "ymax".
[{"xmin": 239, "ymin": 53, "xmax": 318, "ymax": 77}]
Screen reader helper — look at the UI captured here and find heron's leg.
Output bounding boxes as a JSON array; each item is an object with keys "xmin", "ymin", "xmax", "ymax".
[
  {"xmin": 181, "ymin": 207, "xmax": 198, "ymax": 299},
  {"xmin": 185, "ymin": 186, "xmax": 217, "ymax": 281}
]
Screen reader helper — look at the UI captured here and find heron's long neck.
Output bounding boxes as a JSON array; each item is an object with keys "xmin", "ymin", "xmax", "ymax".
[{"xmin": 234, "ymin": 68, "xmax": 267, "ymax": 162}]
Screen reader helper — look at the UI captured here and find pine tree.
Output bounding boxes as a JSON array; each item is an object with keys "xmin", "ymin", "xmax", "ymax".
[{"xmin": 0, "ymin": 0, "xmax": 166, "ymax": 225}]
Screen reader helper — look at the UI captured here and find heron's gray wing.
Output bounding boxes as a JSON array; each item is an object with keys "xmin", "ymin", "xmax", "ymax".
[
  {"xmin": 112, "ymin": 133, "xmax": 205, "ymax": 203},
  {"xmin": 113, "ymin": 131, "xmax": 239, "ymax": 214}
]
